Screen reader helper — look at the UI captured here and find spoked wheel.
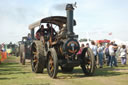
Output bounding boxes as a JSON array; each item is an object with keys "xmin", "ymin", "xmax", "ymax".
[
  {"xmin": 47, "ymin": 48, "xmax": 58, "ymax": 78},
  {"xmin": 81, "ymin": 48, "xmax": 95, "ymax": 76},
  {"xmin": 20, "ymin": 52, "xmax": 22, "ymax": 63},
  {"xmin": 19, "ymin": 44, "xmax": 25, "ymax": 65},
  {"xmin": 31, "ymin": 41, "xmax": 45, "ymax": 73},
  {"xmin": 21, "ymin": 51, "xmax": 25, "ymax": 65}
]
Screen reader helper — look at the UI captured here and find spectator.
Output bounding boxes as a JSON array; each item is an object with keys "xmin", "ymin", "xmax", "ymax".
[
  {"xmin": 0, "ymin": 49, "xmax": 7, "ymax": 62},
  {"xmin": 86, "ymin": 43, "xmax": 89, "ymax": 48},
  {"xmin": 77, "ymin": 44, "xmax": 85, "ymax": 55},
  {"xmin": 77, "ymin": 44, "xmax": 85, "ymax": 60},
  {"xmin": 109, "ymin": 42, "xmax": 118, "ymax": 67},
  {"xmin": 97, "ymin": 43, "xmax": 104, "ymax": 68},
  {"xmin": 0, "ymin": 50, "xmax": 2, "ymax": 64},
  {"xmin": 120, "ymin": 45, "xmax": 127, "ymax": 65},
  {"xmin": 90, "ymin": 41, "xmax": 97, "ymax": 62},
  {"xmin": 104, "ymin": 43, "xmax": 111, "ymax": 66}
]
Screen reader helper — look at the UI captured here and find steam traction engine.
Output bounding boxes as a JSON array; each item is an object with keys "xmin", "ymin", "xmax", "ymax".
[{"xmin": 29, "ymin": 4, "xmax": 95, "ymax": 78}]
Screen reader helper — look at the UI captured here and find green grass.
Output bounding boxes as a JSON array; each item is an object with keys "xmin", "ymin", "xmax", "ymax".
[
  {"xmin": 0, "ymin": 56, "xmax": 128, "ymax": 85},
  {"xmin": 0, "ymin": 57, "xmax": 51, "ymax": 85}
]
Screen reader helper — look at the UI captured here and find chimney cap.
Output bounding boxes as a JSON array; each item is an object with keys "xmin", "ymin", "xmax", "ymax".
[{"xmin": 66, "ymin": 4, "xmax": 74, "ymax": 10}]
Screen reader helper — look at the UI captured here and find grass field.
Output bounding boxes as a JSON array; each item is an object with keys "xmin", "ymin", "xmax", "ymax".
[{"xmin": 0, "ymin": 56, "xmax": 128, "ymax": 85}]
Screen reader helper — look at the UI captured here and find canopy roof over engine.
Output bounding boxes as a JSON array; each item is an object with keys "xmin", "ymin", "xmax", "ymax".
[{"xmin": 29, "ymin": 16, "xmax": 76, "ymax": 30}]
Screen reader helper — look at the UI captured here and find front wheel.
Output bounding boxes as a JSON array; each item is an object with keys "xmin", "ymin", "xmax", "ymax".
[
  {"xmin": 47, "ymin": 48, "xmax": 58, "ymax": 78},
  {"xmin": 81, "ymin": 48, "xmax": 95, "ymax": 76}
]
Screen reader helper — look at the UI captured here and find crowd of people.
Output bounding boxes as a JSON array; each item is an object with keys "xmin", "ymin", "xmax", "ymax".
[
  {"xmin": 0, "ymin": 44, "xmax": 7, "ymax": 63},
  {"xmin": 79, "ymin": 40, "xmax": 127, "ymax": 68}
]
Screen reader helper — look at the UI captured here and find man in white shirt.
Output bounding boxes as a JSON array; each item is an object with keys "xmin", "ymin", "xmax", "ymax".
[
  {"xmin": 90, "ymin": 41, "xmax": 97, "ymax": 61},
  {"xmin": 109, "ymin": 42, "xmax": 118, "ymax": 67},
  {"xmin": 90, "ymin": 41, "xmax": 98, "ymax": 68}
]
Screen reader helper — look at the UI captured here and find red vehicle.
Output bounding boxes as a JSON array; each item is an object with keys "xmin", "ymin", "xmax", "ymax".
[
  {"xmin": 96, "ymin": 40, "xmax": 110, "ymax": 45},
  {"xmin": 96, "ymin": 40, "xmax": 110, "ymax": 44}
]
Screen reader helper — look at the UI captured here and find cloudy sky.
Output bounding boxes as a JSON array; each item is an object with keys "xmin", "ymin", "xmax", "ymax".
[{"xmin": 0, "ymin": 0, "xmax": 128, "ymax": 44}]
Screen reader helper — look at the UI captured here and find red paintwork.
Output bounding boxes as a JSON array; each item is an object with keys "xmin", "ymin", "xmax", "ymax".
[{"xmin": 96, "ymin": 40, "xmax": 110, "ymax": 43}]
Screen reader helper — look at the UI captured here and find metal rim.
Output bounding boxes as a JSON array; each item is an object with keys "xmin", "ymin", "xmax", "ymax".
[
  {"xmin": 81, "ymin": 48, "xmax": 95, "ymax": 75},
  {"xmin": 47, "ymin": 53, "xmax": 54, "ymax": 76},
  {"xmin": 31, "ymin": 44, "xmax": 38, "ymax": 71},
  {"xmin": 84, "ymin": 50, "xmax": 92, "ymax": 72}
]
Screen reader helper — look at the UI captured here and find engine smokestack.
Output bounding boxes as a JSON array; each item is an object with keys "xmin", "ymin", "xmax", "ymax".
[{"xmin": 66, "ymin": 4, "xmax": 74, "ymax": 36}]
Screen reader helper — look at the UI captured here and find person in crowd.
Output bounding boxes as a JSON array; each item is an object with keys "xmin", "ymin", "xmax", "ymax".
[
  {"xmin": 113, "ymin": 43, "xmax": 118, "ymax": 65},
  {"xmin": 77, "ymin": 44, "xmax": 85, "ymax": 60},
  {"xmin": 0, "ymin": 49, "xmax": 7, "ymax": 63},
  {"xmin": 85, "ymin": 43, "xmax": 89, "ymax": 48},
  {"xmin": 0, "ymin": 50, "xmax": 2, "ymax": 64},
  {"xmin": 104, "ymin": 43, "xmax": 111, "ymax": 66},
  {"xmin": 77, "ymin": 44, "xmax": 85, "ymax": 55},
  {"xmin": 90, "ymin": 41, "xmax": 97, "ymax": 63},
  {"xmin": 97, "ymin": 43, "xmax": 104, "ymax": 68},
  {"xmin": 109, "ymin": 42, "xmax": 118, "ymax": 67},
  {"xmin": 27, "ymin": 33, "xmax": 32, "ymax": 41},
  {"xmin": 120, "ymin": 45, "xmax": 127, "ymax": 65}
]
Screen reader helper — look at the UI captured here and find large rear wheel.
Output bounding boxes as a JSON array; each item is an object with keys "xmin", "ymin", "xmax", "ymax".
[
  {"xmin": 31, "ymin": 41, "xmax": 45, "ymax": 73},
  {"xmin": 81, "ymin": 48, "xmax": 95, "ymax": 76},
  {"xmin": 47, "ymin": 48, "xmax": 58, "ymax": 78}
]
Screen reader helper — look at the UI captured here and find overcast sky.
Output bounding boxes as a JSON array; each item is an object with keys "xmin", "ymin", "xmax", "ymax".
[{"xmin": 0, "ymin": 0, "xmax": 128, "ymax": 44}]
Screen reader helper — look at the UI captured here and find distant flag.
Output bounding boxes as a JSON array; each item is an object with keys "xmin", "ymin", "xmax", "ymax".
[{"xmin": 108, "ymin": 32, "xmax": 112, "ymax": 35}]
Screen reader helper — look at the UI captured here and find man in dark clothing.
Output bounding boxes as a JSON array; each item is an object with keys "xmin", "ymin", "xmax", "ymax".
[
  {"xmin": 105, "ymin": 43, "xmax": 111, "ymax": 66},
  {"xmin": 46, "ymin": 23, "xmax": 57, "ymax": 42},
  {"xmin": 36, "ymin": 23, "xmax": 57, "ymax": 44},
  {"xmin": 113, "ymin": 43, "xmax": 118, "ymax": 52},
  {"xmin": 36, "ymin": 25, "xmax": 45, "ymax": 40},
  {"xmin": 27, "ymin": 33, "xmax": 32, "ymax": 41},
  {"xmin": 46, "ymin": 23, "xmax": 57, "ymax": 38}
]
